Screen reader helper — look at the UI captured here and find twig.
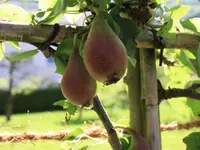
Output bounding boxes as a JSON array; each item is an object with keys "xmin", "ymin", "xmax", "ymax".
[
  {"xmin": 158, "ymin": 80, "xmax": 200, "ymax": 103},
  {"xmin": 92, "ymin": 95, "xmax": 122, "ymax": 150},
  {"xmin": 156, "ymin": 51, "xmax": 177, "ymax": 66}
]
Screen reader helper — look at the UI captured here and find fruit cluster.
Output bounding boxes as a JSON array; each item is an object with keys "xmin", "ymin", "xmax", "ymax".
[{"xmin": 61, "ymin": 12, "xmax": 128, "ymax": 106}]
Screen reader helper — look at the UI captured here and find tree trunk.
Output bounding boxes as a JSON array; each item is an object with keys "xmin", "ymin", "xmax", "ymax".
[
  {"xmin": 126, "ymin": 49, "xmax": 144, "ymax": 134},
  {"xmin": 140, "ymin": 48, "xmax": 162, "ymax": 150},
  {"xmin": 5, "ymin": 62, "xmax": 15, "ymax": 122}
]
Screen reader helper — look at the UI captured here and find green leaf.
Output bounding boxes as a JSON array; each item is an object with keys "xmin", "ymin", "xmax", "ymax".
[
  {"xmin": 118, "ymin": 133, "xmax": 133, "ymax": 150},
  {"xmin": 67, "ymin": 0, "xmax": 79, "ymax": 7},
  {"xmin": 95, "ymin": 0, "xmax": 110, "ymax": 11},
  {"xmin": 36, "ymin": 8, "xmax": 53, "ymax": 18},
  {"xmin": 53, "ymin": 100, "xmax": 76, "ymax": 115},
  {"xmin": 156, "ymin": 0, "xmax": 168, "ymax": 4},
  {"xmin": 115, "ymin": 19, "xmax": 138, "ymax": 66},
  {"xmin": 176, "ymin": 0, "xmax": 182, "ymax": 5},
  {"xmin": 110, "ymin": 7, "xmax": 139, "ymax": 67},
  {"xmin": 102, "ymin": 11, "xmax": 120, "ymax": 35},
  {"xmin": 197, "ymin": 43, "xmax": 200, "ymax": 72},
  {"xmin": 63, "ymin": 127, "xmax": 84, "ymax": 141},
  {"xmin": 78, "ymin": 145, "xmax": 90, "ymax": 150},
  {"xmin": 54, "ymin": 55, "xmax": 68, "ymax": 75},
  {"xmin": 38, "ymin": 0, "xmax": 68, "ymax": 24},
  {"xmin": 157, "ymin": 18, "xmax": 173, "ymax": 36},
  {"xmin": 186, "ymin": 80, "xmax": 200, "ymax": 118},
  {"xmin": 157, "ymin": 19, "xmax": 184, "ymax": 40},
  {"xmin": 5, "ymin": 50, "xmax": 39, "ymax": 62},
  {"xmin": 0, "ymin": 42, "xmax": 5, "ymax": 61},
  {"xmin": 114, "ymin": 0, "xmax": 122, "ymax": 7},
  {"xmin": 38, "ymin": 0, "xmax": 56, "ymax": 10},
  {"xmin": 168, "ymin": 5, "xmax": 190, "ymax": 20},
  {"xmin": 7, "ymin": 41, "xmax": 21, "ymax": 50},
  {"xmin": 183, "ymin": 132, "xmax": 200, "ymax": 150},
  {"xmin": 179, "ymin": 51, "xmax": 196, "ymax": 73},
  {"xmin": 0, "ymin": 4, "xmax": 32, "ymax": 23},
  {"xmin": 181, "ymin": 18, "xmax": 200, "ymax": 35},
  {"xmin": 127, "ymin": 40, "xmax": 137, "ymax": 67},
  {"xmin": 54, "ymin": 38, "xmax": 74, "ymax": 75}
]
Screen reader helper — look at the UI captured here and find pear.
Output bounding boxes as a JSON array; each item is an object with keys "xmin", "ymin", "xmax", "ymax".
[
  {"xmin": 83, "ymin": 12, "xmax": 128, "ymax": 85},
  {"xmin": 128, "ymin": 129, "xmax": 150, "ymax": 150},
  {"xmin": 61, "ymin": 45, "xmax": 97, "ymax": 106}
]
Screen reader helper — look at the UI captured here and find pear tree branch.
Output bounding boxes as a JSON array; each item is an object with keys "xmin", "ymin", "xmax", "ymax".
[
  {"xmin": 158, "ymin": 80, "xmax": 200, "ymax": 103},
  {"xmin": 0, "ymin": 22, "xmax": 199, "ymax": 51},
  {"xmin": 92, "ymin": 95, "xmax": 122, "ymax": 150}
]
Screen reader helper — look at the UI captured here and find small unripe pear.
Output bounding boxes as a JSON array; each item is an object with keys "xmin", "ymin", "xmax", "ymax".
[
  {"xmin": 83, "ymin": 13, "xmax": 127, "ymax": 85},
  {"xmin": 61, "ymin": 46, "xmax": 97, "ymax": 106}
]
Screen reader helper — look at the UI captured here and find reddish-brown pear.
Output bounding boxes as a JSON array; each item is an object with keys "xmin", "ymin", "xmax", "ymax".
[
  {"xmin": 130, "ymin": 129, "xmax": 150, "ymax": 150},
  {"xmin": 61, "ymin": 45, "xmax": 97, "ymax": 106},
  {"xmin": 83, "ymin": 12, "xmax": 128, "ymax": 85}
]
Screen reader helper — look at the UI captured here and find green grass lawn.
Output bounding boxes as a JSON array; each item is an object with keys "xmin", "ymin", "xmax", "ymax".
[{"xmin": 0, "ymin": 103, "xmax": 199, "ymax": 150}]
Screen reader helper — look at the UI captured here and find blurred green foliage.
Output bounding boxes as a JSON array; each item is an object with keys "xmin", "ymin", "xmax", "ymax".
[{"xmin": 0, "ymin": 88, "xmax": 65, "ymax": 114}]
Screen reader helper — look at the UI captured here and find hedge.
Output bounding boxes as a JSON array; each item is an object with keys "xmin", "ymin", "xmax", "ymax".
[{"xmin": 0, "ymin": 88, "xmax": 65, "ymax": 114}]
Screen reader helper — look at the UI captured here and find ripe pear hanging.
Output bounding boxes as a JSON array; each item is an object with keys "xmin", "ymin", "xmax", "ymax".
[
  {"xmin": 83, "ymin": 13, "xmax": 128, "ymax": 85},
  {"xmin": 129, "ymin": 129, "xmax": 150, "ymax": 150},
  {"xmin": 61, "ymin": 44, "xmax": 97, "ymax": 106}
]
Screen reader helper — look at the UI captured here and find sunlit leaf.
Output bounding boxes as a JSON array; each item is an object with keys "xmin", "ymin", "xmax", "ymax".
[
  {"xmin": 156, "ymin": 0, "xmax": 168, "ymax": 4},
  {"xmin": 95, "ymin": 0, "xmax": 110, "ymax": 11},
  {"xmin": 158, "ymin": 19, "xmax": 184, "ymax": 40},
  {"xmin": 0, "ymin": 4, "xmax": 32, "ymax": 23},
  {"xmin": 168, "ymin": 5, "xmax": 190, "ymax": 20},
  {"xmin": 176, "ymin": 0, "xmax": 182, "ymax": 5},
  {"xmin": 63, "ymin": 127, "xmax": 84, "ymax": 141},
  {"xmin": 64, "ymin": 5, "xmax": 83, "ymax": 25},
  {"xmin": 5, "ymin": 50, "xmax": 39, "ymax": 62},
  {"xmin": 38, "ymin": 0, "xmax": 56, "ymax": 10},
  {"xmin": 53, "ymin": 100, "xmax": 76, "ymax": 115},
  {"xmin": 179, "ymin": 51, "xmax": 196, "ymax": 73},
  {"xmin": 181, "ymin": 18, "xmax": 200, "ymax": 35},
  {"xmin": 7, "ymin": 41, "xmax": 21, "ymax": 50},
  {"xmin": 0, "ymin": 78, "xmax": 8, "ymax": 88},
  {"xmin": 38, "ymin": 0, "xmax": 68, "ymax": 24},
  {"xmin": 0, "ymin": 42, "xmax": 5, "ymax": 61}
]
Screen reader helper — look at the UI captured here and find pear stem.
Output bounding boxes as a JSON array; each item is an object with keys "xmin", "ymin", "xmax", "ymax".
[
  {"xmin": 93, "ymin": 95, "xmax": 122, "ymax": 150},
  {"xmin": 73, "ymin": 33, "xmax": 79, "ymax": 53},
  {"xmin": 84, "ymin": 0, "xmax": 100, "ymax": 15}
]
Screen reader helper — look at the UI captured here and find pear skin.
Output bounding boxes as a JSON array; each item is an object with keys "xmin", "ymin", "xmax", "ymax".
[
  {"xmin": 61, "ymin": 46, "xmax": 97, "ymax": 106},
  {"xmin": 83, "ymin": 13, "xmax": 127, "ymax": 85},
  {"xmin": 130, "ymin": 129, "xmax": 150, "ymax": 150}
]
